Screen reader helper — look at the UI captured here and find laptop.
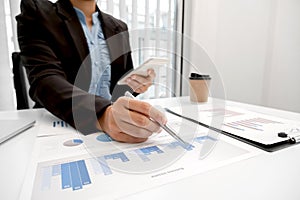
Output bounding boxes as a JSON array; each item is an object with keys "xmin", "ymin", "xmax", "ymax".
[{"xmin": 0, "ymin": 119, "xmax": 36, "ymax": 144}]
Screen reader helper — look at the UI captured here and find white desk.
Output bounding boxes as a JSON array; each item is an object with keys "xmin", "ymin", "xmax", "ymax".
[
  {"xmin": 0, "ymin": 109, "xmax": 44, "ymax": 200},
  {"xmin": 1, "ymin": 97, "xmax": 300, "ymax": 200}
]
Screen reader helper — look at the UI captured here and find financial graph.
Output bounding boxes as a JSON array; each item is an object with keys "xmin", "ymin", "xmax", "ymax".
[
  {"xmin": 41, "ymin": 160, "xmax": 91, "ymax": 191},
  {"xmin": 40, "ymin": 153, "xmax": 130, "ymax": 192},
  {"xmin": 163, "ymin": 141, "xmax": 194, "ymax": 151},
  {"xmin": 34, "ymin": 135, "xmax": 216, "ymax": 193},
  {"xmin": 224, "ymin": 117, "xmax": 282, "ymax": 131},
  {"xmin": 134, "ymin": 146, "xmax": 164, "ymax": 162},
  {"xmin": 28, "ymin": 107, "xmax": 260, "ymax": 200},
  {"xmin": 52, "ymin": 120, "xmax": 68, "ymax": 128}
]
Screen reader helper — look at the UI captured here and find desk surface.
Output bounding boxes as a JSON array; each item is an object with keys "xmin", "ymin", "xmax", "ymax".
[
  {"xmin": 0, "ymin": 109, "xmax": 44, "ymax": 200},
  {"xmin": 1, "ymin": 97, "xmax": 300, "ymax": 200}
]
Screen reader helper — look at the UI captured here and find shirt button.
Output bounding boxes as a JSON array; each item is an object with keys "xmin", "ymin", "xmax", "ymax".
[
  {"xmin": 95, "ymin": 61, "xmax": 99, "ymax": 65},
  {"xmin": 91, "ymin": 41, "xmax": 94, "ymax": 45}
]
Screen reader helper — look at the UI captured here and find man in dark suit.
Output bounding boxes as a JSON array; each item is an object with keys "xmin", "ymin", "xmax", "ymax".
[{"xmin": 16, "ymin": 0, "xmax": 166, "ymax": 143}]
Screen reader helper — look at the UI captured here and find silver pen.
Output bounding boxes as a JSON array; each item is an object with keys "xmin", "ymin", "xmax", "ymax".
[{"xmin": 124, "ymin": 91, "xmax": 189, "ymax": 147}]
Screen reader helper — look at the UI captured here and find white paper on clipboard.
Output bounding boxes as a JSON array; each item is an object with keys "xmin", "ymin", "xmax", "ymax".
[{"xmin": 118, "ymin": 57, "xmax": 169, "ymax": 85}]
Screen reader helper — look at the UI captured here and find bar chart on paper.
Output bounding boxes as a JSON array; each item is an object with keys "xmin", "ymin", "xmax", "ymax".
[
  {"xmin": 37, "ymin": 112, "xmax": 76, "ymax": 137},
  {"xmin": 35, "ymin": 141, "xmax": 197, "ymax": 193},
  {"xmin": 39, "ymin": 154, "xmax": 129, "ymax": 192},
  {"xmin": 29, "ymin": 133, "xmax": 255, "ymax": 200},
  {"xmin": 217, "ymin": 107, "xmax": 299, "ymax": 145},
  {"xmin": 52, "ymin": 120, "xmax": 68, "ymax": 128},
  {"xmin": 223, "ymin": 117, "xmax": 282, "ymax": 132},
  {"xmin": 198, "ymin": 107, "xmax": 285, "ymax": 134}
]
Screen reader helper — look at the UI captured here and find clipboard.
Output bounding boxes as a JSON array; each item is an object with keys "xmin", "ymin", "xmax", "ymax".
[{"xmin": 165, "ymin": 108, "xmax": 300, "ymax": 152}]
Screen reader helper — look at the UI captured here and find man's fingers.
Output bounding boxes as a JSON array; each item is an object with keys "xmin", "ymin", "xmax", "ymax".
[
  {"xmin": 130, "ymin": 75, "xmax": 152, "ymax": 85},
  {"xmin": 126, "ymin": 69, "xmax": 155, "ymax": 93},
  {"xmin": 147, "ymin": 68, "xmax": 156, "ymax": 80},
  {"xmin": 112, "ymin": 98, "xmax": 162, "ymax": 135},
  {"xmin": 127, "ymin": 111, "xmax": 162, "ymax": 133},
  {"xmin": 126, "ymin": 99, "xmax": 167, "ymax": 125},
  {"xmin": 126, "ymin": 77, "xmax": 152, "ymax": 93},
  {"xmin": 100, "ymin": 97, "xmax": 166, "ymax": 143},
  {"xmin": 126, "ymin": 77, "xmax": 141, "ymax": 91},
  {"xmin": 129, "ymin": 68, "xmax": 155, "ymax": 84}
]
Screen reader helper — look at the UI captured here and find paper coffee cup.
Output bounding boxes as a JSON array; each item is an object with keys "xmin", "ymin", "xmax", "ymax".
[{"xmin": 189, "ymin": 73, "xmax": 211, "ymax": 102}]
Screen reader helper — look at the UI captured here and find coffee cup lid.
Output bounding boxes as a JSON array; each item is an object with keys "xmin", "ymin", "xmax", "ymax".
[{"xmin": 189, "ymin": 73, "xmax": 211, "ymax": 80}]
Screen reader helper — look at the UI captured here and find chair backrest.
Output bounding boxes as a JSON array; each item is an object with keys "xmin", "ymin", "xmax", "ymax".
[{"xmin": 12, "ymin": 52, "xmax": 30, "ymax": 110}]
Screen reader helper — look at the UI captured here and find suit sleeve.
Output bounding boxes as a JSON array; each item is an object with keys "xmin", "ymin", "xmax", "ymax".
[{"xmin": 16, "ymin": 0, "xmax": 111, "ymax": 134}]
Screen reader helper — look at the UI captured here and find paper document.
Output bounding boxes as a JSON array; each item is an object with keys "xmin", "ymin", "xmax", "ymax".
[
  {"xmin": 37, "ymin": 112, "xmax": 77, "ymax": 137},
  {"xmin": 168, "ymin": 104, "xmax": 300, "ymax": 146},
  {"xmin": 20, "ymin": 111, "xmax": 259, "ymax": 200}
]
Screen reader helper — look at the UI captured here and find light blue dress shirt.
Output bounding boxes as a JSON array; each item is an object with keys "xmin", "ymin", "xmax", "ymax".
[{"xmin": 74, "ymin": 8, "xmax": 112, "ymax": 100}]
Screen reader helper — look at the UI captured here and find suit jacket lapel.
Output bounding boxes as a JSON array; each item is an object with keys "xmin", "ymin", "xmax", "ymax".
[
  {"xmin": 55, "ymin": 0, "xmax": 91, "ymax": 90},
  {"xmin": 99, "ymin": 11, "xmax": 120, "ymax": 61},
  {"xmin": 98, "ymin": 8, "xmax": 119, "ymax": 38},
  {"xmin": 56, "ymin": 0, "xmax": 89, "ymax": 63},
  {"xmin": 99, "ymin": 11, "xmax": 130, "ymax": 69}
]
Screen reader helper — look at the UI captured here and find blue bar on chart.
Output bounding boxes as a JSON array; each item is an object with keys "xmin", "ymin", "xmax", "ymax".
[
  {"xmin": 93, "ymin": 152, "xmax": 130, "ymax": 175},
  {"xmin": 104, "ymin": 152, "xmax": 130, "ymax": 162},
  {"xmin": 61, "ymin": 163, "xmax": 71, "ymax": 189},
  {"xmin": 89, "ymin": 158, "xmax": 104, "ymax": 175},
  {"xmin": 77, "ymin": 160, "xmax": 91, "ymax": 185},
  {"xmin": 165, "ymin": 141, "xmax": 194, "ymax": 151},
  {"xmin": 139, "ymin": 146, "xmax": 164, "ymax": 155},
  {"xmin": 52, "ymin": 164, "xmax": 61, "ymax": 176},
  {"xmin": 41, "ymin": 166, "xmax": 52, "ymax": 191},
  {"xmin": 90, "ymin": 155, "xmax": 130, "ymax": 176},
  {"xmin": 134, "ymin": 149, "xmax": 151, "ymax": 162},
  {"xmin": 69, "ymin": 161, "xmax": 83, "ymax": 190},
  {"xmin": 53, "ymin": 120, "xmax": 68, "ymax": 128},
  {"xmin": 60, "ymin": 160, "xmax": 92, "ymax": 191},
  {"xmin": 193, "ymin": 136, "xmax": 216, "ymax": 143},
  {"xmin": 97, "ymin": 157, "xmax": 113, "ymax": 175}
]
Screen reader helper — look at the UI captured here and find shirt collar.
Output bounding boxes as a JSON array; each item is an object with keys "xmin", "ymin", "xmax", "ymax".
[{"xmin": 73, "ymin": 7, "xmax": 100, "ymax": 26}]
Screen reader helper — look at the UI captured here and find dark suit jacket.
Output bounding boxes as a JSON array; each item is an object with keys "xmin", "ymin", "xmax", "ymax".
[{"xmin": 16, "ymin": 0, "xmax": 134, "ymax": 134}]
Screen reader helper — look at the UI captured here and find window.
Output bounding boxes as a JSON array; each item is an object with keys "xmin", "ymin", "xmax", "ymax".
[
  {"xmin": 97, "ymin": 0, "xmax": 181, "ymax": 98},
  {"xmin": 4, "ymin": 0, "xmax": 14, "ymax": 66}
]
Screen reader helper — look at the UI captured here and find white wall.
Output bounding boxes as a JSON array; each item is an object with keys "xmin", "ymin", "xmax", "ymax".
[
  {"xmin": 263, "ymin": 0, "xmax": 300, "ymax": 112},
  {"xmin": 0, "ymin": 0, "xmax": 15, "ymax": 110},
  {"xmin": 186, "ymin": 0, "xmax": 300, "ymax": 113}
]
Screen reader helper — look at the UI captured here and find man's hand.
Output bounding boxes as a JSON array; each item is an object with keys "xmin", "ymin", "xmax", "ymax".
[
  {"xmin": 125, "ymin": 69, "xmax": 155, "ymax": 93},
  {"xmin": 97, "ymin": 97, "xmax": 167, "ymax": 143}
]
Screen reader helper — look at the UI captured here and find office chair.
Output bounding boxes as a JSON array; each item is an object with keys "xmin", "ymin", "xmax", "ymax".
[{"xmin": 12, "ymin": 52, "xmax": 30, "ymax": 109}]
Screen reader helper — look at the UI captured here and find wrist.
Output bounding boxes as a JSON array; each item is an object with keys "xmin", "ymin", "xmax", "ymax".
[{"xmin": 97, "ymin": 105, "xmax": 112, "ymax": 132}]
